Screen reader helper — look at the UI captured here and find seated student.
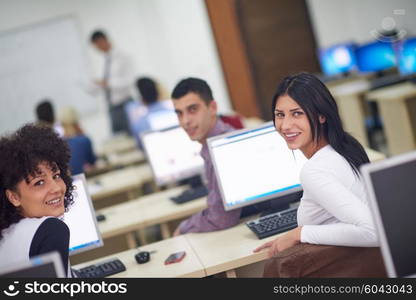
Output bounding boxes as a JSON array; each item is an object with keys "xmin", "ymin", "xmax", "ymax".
[
  {"xmin": 132, "ymin": 77, "xmax": 175, "ymax": 148},
  {"xmin": 171, "ymin": 77, "xmax": 241, "ymax": 235},
  {"xmin": 0, "ymin": 124, "xmax": 75, "ymax": 277},
  {"xmin": 60, "ymin": 107, "xmax": 97, "ymax": 175},
  {"xmin": 35, "ymin": 99, "xmax": 64, "ymax": 136},
  {"xmin": 254, "ymin": 72, "xmax": 378, "ymax": 257}
]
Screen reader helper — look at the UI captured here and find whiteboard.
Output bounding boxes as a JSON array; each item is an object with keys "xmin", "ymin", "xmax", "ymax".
[{"xmin": 0, "ymin": 16, "xmax": 98, "ymax": 135}]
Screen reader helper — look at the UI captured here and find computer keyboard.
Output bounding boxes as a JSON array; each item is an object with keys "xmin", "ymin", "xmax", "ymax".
[
  {"xmin": 170, "ymin": 185, "xmax": 208, "ymax": 204},
  {"xmin": 246, "ymin": 207, "xmax": 298, "ymax": 239},
  {"xmin": 73, "ymin": 258, "xmax": 126, "ymax": 278}
]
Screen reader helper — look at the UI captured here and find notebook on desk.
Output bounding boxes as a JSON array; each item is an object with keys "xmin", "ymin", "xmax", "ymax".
[{"xmin": 361, "ymin": 151, "xmax": 416, "ymax": 278}]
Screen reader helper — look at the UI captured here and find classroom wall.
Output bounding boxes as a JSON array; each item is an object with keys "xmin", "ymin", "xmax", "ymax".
[
  {"xmin": 306, "ymin": 0, "xmax": 416, "ymax": 48},
  {"xmin": 0, "ymin": 0, "xmax": 231, "ymax": 146}
]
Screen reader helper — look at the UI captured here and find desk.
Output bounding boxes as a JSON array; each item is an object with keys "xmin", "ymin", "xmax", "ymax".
[
  {"xmin": 88, "ymin": 164, "xmax": 153, "ymax": 208},
  {"xmin": 96, "ymin": 135, "xmax": 137, "ymax": 157},
  {"xmin": 366, "ymin": 82, "xmax": 416, "ymax": 156},
  {"xmin": 86, "ymin": 149, "xmax": 146, "ymax": 178},
  {"xmin": 74, "ymin": 235, "xmax": 206, "ymax": 278},
  {"xmin": 185, "ymin": 221, "xmax": 278, "ymax": 277},
  {"xmin": 365, "ymin": 147, "xmax": 385, "ymax": 162},
  {"xmin": 329, "ymin": 79, "xmax": 371, "ymax": 147},
  {"xmin": 98, "ymin": 186, "xmax": 207, "ymax": 246}
]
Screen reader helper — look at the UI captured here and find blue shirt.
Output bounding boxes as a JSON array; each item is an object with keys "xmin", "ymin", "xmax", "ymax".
[
  {"xmin": 66, "ymin": 135, "xmax": 96, "ymax": 175},
  {"xmin": 132, "ymin": 101, "xmax": 178, "ymax": 148}
]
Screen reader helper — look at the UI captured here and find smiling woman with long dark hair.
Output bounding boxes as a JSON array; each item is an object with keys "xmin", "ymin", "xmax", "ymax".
[{"xmin": 254, "ymin": 72, "xmax": 378, "ymax": 257}]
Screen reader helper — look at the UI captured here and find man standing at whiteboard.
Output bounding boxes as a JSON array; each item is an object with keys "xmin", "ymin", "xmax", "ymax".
[{"xmin": 90, "ymin": 30, "xmax": 134, "ymax": 135}]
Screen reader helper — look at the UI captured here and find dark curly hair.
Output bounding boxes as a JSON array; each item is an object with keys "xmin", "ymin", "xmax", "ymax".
[{"xmin": 0, "ymin": 124, "xmax": 75, "ymax": 240}]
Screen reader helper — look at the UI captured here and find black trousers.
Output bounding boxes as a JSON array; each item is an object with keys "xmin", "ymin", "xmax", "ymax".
[{"xmin": 109, "ymin": 98, "xmax": 132, "ymax": 135}]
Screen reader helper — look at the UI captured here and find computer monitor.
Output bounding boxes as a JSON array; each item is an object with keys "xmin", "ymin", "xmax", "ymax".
[
  {"xmin": 141, "ymin": 126, "xmax": 204, "ymax": 186},
  {"xmin": 397, "ymin": 37, "xmax": 416, "ymax": 75},
  {"xmin": 147, "ymin": 109, "xmax": 179, "ymax": 131},
  {"xmin": 124, "ymin": 100, "xmax": 147, "ymax": 136},
  {"xmin": 0, "ymin": 251, "xmax": 65, "ymax": 278},
  {"xmin": 64, "ymin": 174, "xmax": 103, "ymax": 256},
  {"xmin": 208, "ymin": 122, "xmax": 307, "ymax": 212},
  {"xmin": 318, "ymin": 43, "xmax": 357, "ymax": 77},
  {"xmin": 361, "ymin": 151, "xmax": 416, "ymax": 278},
  {"xmin": 355, "ymin": 40, "xmax": 397, "ymax": 73}
]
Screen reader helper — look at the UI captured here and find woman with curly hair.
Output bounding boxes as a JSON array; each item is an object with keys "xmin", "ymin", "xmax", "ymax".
[{"xmin": 0, "ymin": 124, "xmax": 75, "ymax": 277}]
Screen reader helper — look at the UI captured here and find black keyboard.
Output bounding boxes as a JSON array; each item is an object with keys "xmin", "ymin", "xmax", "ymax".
[
  {"xmin": 246, "ymin": 207, "xmax": 298, "ymax": 239},
  {"xmin": 73, "ymin": 258, "xmax": 126, "ymax": 278},
  {"xmin": 170, "ymin": 185, "xmax": 208, "ymax": 204}
]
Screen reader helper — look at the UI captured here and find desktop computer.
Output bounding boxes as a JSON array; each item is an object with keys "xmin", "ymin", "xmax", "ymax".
[
  {"xmin": 318, "ymin": 43, "xmax": 357, "ymax": 78},
  {"xmin": 66, "ymin": 174, "xmax": 126, "ymax": 277},
  {"xmin": 124, "ymin": 99, "xmax": 178, "ymax": 146},
  {"xmin": 208, "ymin": 122, "xmax": 307, "ymax": 238},
  {"xmin": 64, "ymin": 174, "xmax": 103, "ymax": 255},
  {"xmin": 361, "ymin": 151, "xmax": 416, "ymax": 277},
  {"xmin": 397, "ymin": 37, "xmax": 416, "ymax": 76},
  {"xmin": 356, "ymin": 40, "xmax": 397, "ymax": 74},
  {"xmin": 0, "ymin": 251, "xmax": 66, "ymax": 278},
  {"xmin": 141, "ymin": 126, "xmax": 207, "ymax": 203}
]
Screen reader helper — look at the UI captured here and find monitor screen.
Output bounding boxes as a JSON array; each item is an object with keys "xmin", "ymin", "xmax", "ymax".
[
  {"xmin": 64, "ymin": 174, "xmax": 103, "ymax": 256},
  {"xmin": 147, "ymin": 109, "xmax": 179, "ymax": 131},
  {"xmin": 0, "ymin": 251, "xmax": 65, "ymax": 278},
  {"xmin": 208, "ymin": 122, "xmax": 307, "ymax": 211},
  {"xmin": 141, "ymin": 126, "xmax": 204, "ymax": 186},
  {"xmin": 361, "ymin": 152, "xmax": 416, "ymax": 277},
  {"xmin": 397, "ymin": 37, "xmax": 416, "ymax": 75},
  {"xmin": 318, "ymin": 43, "xmax": 357, "ymax": 76},
  {"xmin": 124, "ymin": 100, "xmax": 148, "ymax": 136},
  {"xmin": 356, "ymin": 41, "xmax": 397, "ymax": 72}
]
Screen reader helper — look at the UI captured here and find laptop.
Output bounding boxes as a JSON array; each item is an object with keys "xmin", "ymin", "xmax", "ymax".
[
  {"xmin": 0, "ymin": 251, "xmax": 65, "ymax": 278},
  {"xmin": 361, "ymin": 151, "xmax": 416, "ymax": 277}
]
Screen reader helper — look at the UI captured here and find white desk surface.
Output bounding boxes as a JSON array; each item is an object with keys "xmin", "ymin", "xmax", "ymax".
[
  {"xmin": 329, "ymin": 79, "xmax": 370, "ymax": 96},
  {"xmin": 365, "ymin": 147, "xmax": 385, "ymax": 162},
  {"xmin": 185, "ymin": 221, "xmax": 277, "ymax": 276},
  {"xmin": 106, "ymin": 149, "xmax": 146, "ymax": 167},
  {"xmin": 97, "ymin": 186, "xmax": 207, "ymax": 239},
  {"xmin": 87, "ymin": 164, "xmax": 153, "ymax": 201},
  {"xmin": 96, "ymin": 135, "xmax": 137, "ymax": 157},
  {"xmin": 74, "ymin": 235, "xmax": 206, "ymax": 278},
  {"xmin": 366, "ymin": 81, "xmax": 416, "ymax": 101}
]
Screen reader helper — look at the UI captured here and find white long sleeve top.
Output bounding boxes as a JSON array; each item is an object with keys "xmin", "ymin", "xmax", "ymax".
[
  {"xmin": 297, "ymin": 145, "xmax": 378, "ymax": 247},
  {"xmin": 104, "ymin": 49, "xmax": 135, "ymax": 106}
]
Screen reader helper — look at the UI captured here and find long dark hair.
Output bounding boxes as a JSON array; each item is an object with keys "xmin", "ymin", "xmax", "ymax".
[
  {"xmin": 272, "ymin": 72, "xmax": 369, "ymax": 175},
  {"xmin": 0, "ymin": 124, "xmax": 75, "ymax": 240}
]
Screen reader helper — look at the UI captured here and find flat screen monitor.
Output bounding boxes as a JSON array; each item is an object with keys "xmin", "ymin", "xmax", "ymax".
[
  {"xmin": 208, "ymin": 122, "xmax": 307, "ymax": 211},
  {"xmin": 141, "ymin": 126, "xmax": 204, "ymax": 186},
  {"xmin": 124, "ymin": 100, "xmax": 147, "ymax": 136},
  {"xmin": 64, "ymin": 174, "xmax": 103, "ymax": 256},
  {"xmin": 361, "ymin": 151, "xmax": 416, "ymax": 278},
  {"xmin": 147, "ymin": 109, "xmax": 179, "ymax": 131},
  {"xmin": 397, "ymin": 37, "xmax": 416, "ymax": 75},
  {"xmin": 318, "ymin": 43, "xmax": 357, "ymax": 76},
  {"xmin": 0, "ymin": 251, "xmax": 65, "ymax": 278},
  {"xmin": 356, "ymin": 41, "xmax": 397, "ymax": 73}
]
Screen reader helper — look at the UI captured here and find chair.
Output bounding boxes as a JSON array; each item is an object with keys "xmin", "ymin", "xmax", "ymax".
[{"xmin": 219, "ymin": 114, "xmax": 244, "ymax": 129}]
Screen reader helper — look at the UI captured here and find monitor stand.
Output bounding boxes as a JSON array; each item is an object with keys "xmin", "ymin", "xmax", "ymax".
[
  {"xmin": 241, "ymin": 191, "xmax": 303, "ymax": 218},
  {"xmin": 171, "ymin": 175, "xmax": 208, "ymax": 204}
]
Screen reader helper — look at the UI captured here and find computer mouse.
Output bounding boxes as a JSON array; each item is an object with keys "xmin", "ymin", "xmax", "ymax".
[
  {"xmin": 135, "ymin": 251, "xmax": 150, "ymax": 264},
  {"xmin": 96, "ymin": 214, "xmax": 106, "ymax": 222}
]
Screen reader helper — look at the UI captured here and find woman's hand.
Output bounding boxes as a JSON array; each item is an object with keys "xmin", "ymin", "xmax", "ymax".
[{"xmin": 253, "ymin": 226, "xmax": 302, "ymax": 258}]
